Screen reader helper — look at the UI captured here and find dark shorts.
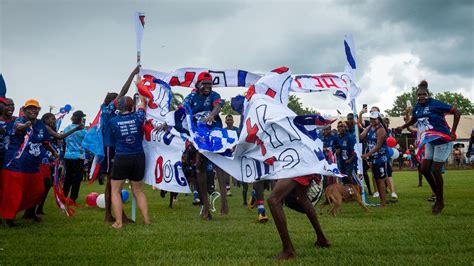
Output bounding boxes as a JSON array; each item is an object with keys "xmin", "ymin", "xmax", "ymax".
[
  {"xmin": 386, "ymin": 161, "xmax": 393, "ymax": 177},
  {"xmin": 372, "ymin": 162, "xmax": 388, "ymax": 180},
  {"xmin": 100, "ymin": 146, "xmax": 115, "ymax": 175},
  {"xmin": 111, "ymin": 152, "xmax": 145, "ymax": 182}
]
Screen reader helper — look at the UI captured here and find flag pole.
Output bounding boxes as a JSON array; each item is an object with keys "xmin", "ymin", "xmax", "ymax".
[{"xmin": 131, "ymin": 11, "xmax": 145, "ymax": 222}]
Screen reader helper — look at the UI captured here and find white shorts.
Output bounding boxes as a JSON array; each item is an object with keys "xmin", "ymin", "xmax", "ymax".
[{"xmin": 424, "ymin": 142, "xmax": 452, "ymax": 162}]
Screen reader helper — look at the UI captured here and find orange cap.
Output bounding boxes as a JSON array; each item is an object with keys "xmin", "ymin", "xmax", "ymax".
[{"xmin": 24, "ymin": 99, "xmax": 40, "ymax": 108}]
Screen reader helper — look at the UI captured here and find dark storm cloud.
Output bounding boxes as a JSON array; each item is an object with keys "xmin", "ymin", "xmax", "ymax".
[
  {"xmin": 1, "ymin": 0, "xmax": 472, "ymax": 119},
  {"xmin": 338, "ymin": 0, "xmax": 474, "ymax": 77}
]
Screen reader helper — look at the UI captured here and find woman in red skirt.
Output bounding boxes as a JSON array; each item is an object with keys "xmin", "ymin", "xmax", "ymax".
[{"xmin": 0, "ymin": 99, "xmax": 58, "ymax": 227}]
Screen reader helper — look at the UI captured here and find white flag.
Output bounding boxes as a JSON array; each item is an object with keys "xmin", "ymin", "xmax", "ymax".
[{"xmin": 134, "ymin": 12, "xmax": 145, "ymax": 53}]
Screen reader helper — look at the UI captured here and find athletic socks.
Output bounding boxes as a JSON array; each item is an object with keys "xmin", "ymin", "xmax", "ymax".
[
  {"xmin": 193, "ymin": 191, "xmax": 199, "ymax": 200},
  {"xmin": 257, "ymin": 200, "xmax": 265, "ymax": 215}
]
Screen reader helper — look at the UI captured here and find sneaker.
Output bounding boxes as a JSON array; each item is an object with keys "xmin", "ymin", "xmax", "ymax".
[
  {"xmin": 258, "ymin": 213, "xmax": 269, "ymax": 223},
  {"xmin": 426, "ymin": 195, "xmax": 436, "ymax": 202},
  {"xmin": 226, "ymin": 190, "xmax": 232, "ymax": 196},
  {"xmin": 192, "ymin": 198, "xmax": 201, "ymax": 205},
  {"xmin": 391, "ymin": 192, "xmax": 398, "ymax": 199},
  {"xmin": 373, "ymin": 192, "xmax": 380, "ymax": 198}
]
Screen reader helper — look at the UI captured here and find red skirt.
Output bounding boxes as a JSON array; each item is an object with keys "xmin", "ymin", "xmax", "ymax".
[
  {"xmin": 293, "ymin": 174, "xmax": 320, "ymax": 186},
  {"xmin": 39, "ymin": 164, "xmax": 52, "ymax": 180},
  {"xmin": 0, "ymin": 169, "xmax": 45, "ymax": 219}
]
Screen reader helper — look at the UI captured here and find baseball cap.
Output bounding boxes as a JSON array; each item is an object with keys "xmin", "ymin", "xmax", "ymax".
[
  {"xmin": 369, "ymin": 111, "xmax": 381, "ymax": 119},
  {"xmin": 72, "ymin": 110, "xmax": 86, "ymax": 118},
  {"xmin": 24, "ymin": 99, "xmax": 40, "ymax": 108},
  {"xmin": 197, "ymin": 72, "xmax": 212, "ymax": 83}
]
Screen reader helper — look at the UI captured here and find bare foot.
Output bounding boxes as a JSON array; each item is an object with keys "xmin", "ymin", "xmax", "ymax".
[
  {"xmin": 273, "ymin": 251, "xmax": 296, "ymax": 260},
  {"xmin": 105, "ymin": 215, "xmax": 115, "ymax": 223},
  {"xmin": 111, "ymin": 222, "xmax": 122, "ymax": 229},
  {"xmin": 201, "ymin": 212, "xmax": 212, "ymax": 221},
  {"xmin": 432, "ymin": 201, "xmax": 444, "ymax": 215},
  {"xmin": 32, "ymin": 215, "xmax": 42, "ymax": 223},
  {"xmin": 200, "ymin": 207, "xmax": 210, "ymax": 218},
  {"xmin": 220, "ymin": 205, "xmax": 229, "ymax": 216},
  {"xmin": 315, "ymin": 239, "xmax": 331, "ymax": 248}
]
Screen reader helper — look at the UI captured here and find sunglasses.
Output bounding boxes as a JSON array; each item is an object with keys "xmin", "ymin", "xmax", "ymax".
[{"xmin": 200, "ymin": 81, "xmax": 212, "ymax": 86}]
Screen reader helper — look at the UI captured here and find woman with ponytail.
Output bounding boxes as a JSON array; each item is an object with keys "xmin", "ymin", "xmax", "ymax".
[{"xmin": 399, "ymin": 80, "xmax": 461, "ymax": 215}]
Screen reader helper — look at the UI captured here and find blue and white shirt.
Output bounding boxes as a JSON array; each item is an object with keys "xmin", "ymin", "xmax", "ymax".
[
  {"xmin": 412, "ymin": 98, "xmax": 454, "ymax": 145},
  {"xmin": 110, "ymin": 108, "xmax": 146, "ymax": 155},
  {"xmin": 366, "ymin": 125, "xmax": 388, "ymax": 164},
  {"xmin": 3, "ymin": 117, "xmax": 51, "ymax": 173}
]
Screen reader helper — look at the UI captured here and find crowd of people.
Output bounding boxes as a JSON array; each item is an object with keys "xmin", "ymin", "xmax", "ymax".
[{"xmin": 0, "ymin": 69, "xmax": 464, "ymax": 259}]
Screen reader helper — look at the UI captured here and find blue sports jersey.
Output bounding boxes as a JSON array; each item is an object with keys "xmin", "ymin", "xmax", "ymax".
[
  {"xmin": 336, "ymin": 132, "xmax": 355, "ymax": 161},
  {"xmin": 321, "ymin": 133, "xmax": 337, "ymax": 153},
  {"xmin": 101, "ymin": 101, "xmax": 117, "ymax": 147},
  {"xmin": 39, "ymin": 140, "xmax": 60, "ymax": 164},
  {"xmin": 412, "ymin": 98, "xmax": 453, "ymax": 145},
  {"xmin": 366, "ymin": 125, "xmax": 387, "ymax": 164},
  {"xmin": 0, "ymin": 117, "xmax": 16, "ymax": 161},
  {"xmin": 110, "ymin": 108, "xmax": 146, "ymax": 155},
  {"xmin": 64, "ymin": 124, "xmax": 87, "ymax": 159},
  {"xmin": 183, "ymin": 91, "xmax": 224, "ymax": 128},
  {"xmin": 3, "ymin": 117, "xmax": 51, "ymax": 173}
]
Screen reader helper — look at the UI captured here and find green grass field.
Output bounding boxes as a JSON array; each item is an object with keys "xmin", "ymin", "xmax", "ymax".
[{"xmin": 1, "ymin": 170, "xmax": 473, "ymax": 265}]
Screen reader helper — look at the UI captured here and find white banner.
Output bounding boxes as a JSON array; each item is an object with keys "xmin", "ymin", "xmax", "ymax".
[
  {"xmin": 201, "ymin": 68, "xmax": 342, "ymax": 182},
  {"xmin": 204, "ymin": 93, "xmax": 342, "ymax": 182},
  {"xmin": 139, "ymin": 77, "xmax": 190, "ymax": 193},
  {"xmin": 139, "ymin": 67, "xmax": 343, "ymax": 184},
  {"xmin": 142, "ymin": 129, "xmax": 190, "ymax": 193},
  {"xmin": 140, "ymin": 67, "xmax": 357, "ymax": 101}
]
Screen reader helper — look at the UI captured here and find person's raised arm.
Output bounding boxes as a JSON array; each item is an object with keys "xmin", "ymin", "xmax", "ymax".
[
  {"xmin": 358, "ymin": 106, "xmax": 367, "ymax": 126},
  {"xmin": 117, "ymin": 66, "xmax": 140, "ymax": 99},
  {"xmin": 46, "ymin": 124, "xmax": 84, "ymax": 139},
  {"xmin": 398, "ymin": 115, "xmax": 416, "ymax": 132},
  {"xmin": 139, "ymin": 95, "xmax": 147, "ymax": 110},
  {"xmin": 359, "ymin": 126, "xmax": 370, "ymax": 141},
  {"xmin": 15, "ymin": 120, "xmax": 32, "ymax": 132}
]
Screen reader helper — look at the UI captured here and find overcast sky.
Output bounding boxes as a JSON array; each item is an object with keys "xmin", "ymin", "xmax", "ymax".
[{"xmin": 1, "ymin": 0, "xmax": 473, "ymax": 128}]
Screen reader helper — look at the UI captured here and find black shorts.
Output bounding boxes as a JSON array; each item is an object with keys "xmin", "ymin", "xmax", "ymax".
[
  {"xmin": 100, "ymin": 146, "xmax": 115, "ymax": 175},
  {"xmin": 111, "ymin": 152, "xmax": 145, "ymax": 182},
  {"xmin": 386, "ymin": 161, "xmax": 393, "ymax": 177},
  {"xmin": 372, "ymin": 162, "xmax": 388, "ymax": 180}
]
